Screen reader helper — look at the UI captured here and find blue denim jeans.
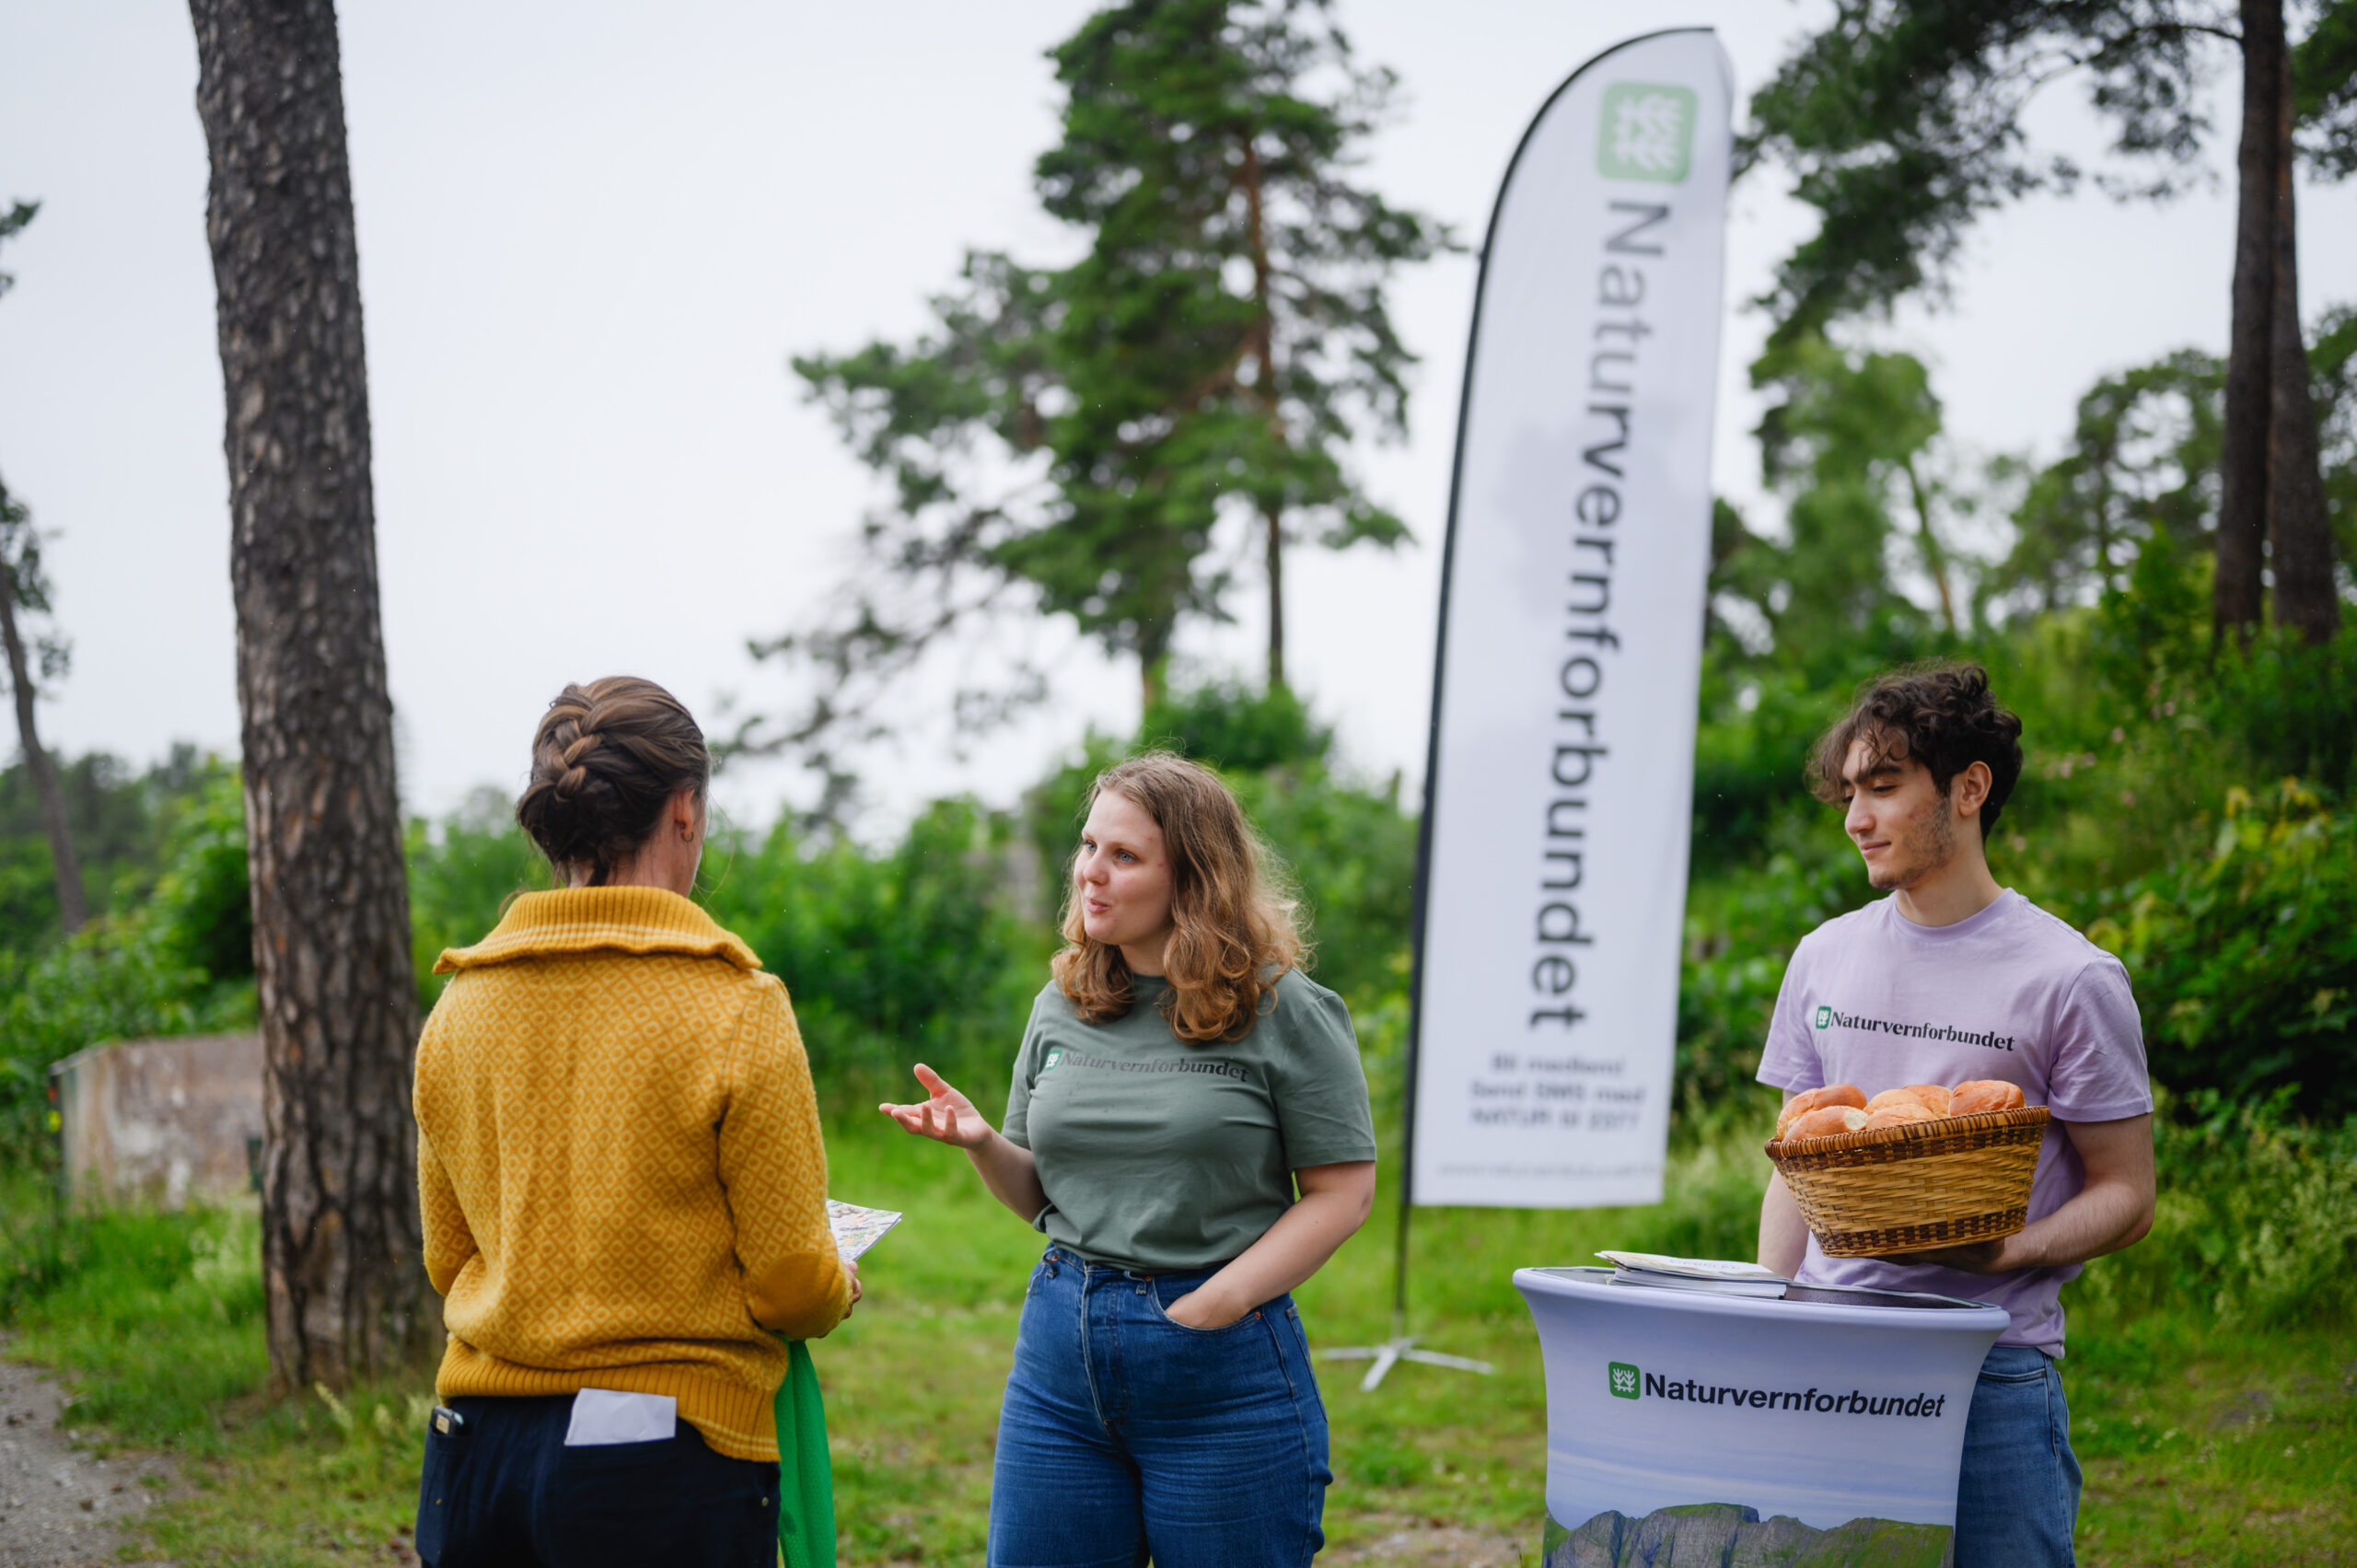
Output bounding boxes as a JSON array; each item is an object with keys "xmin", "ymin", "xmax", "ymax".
[
  {"xmin": 988, "ymin": 1247, "xmax": 1333, "ymax": 1568},
  {"xmin": 414, "ymin": 1394, "xmax": 778, "ymax": 1567},
  {"xmin": 1955, "ymin": 1344, "xmax": 2082, "ymax": 1568}
]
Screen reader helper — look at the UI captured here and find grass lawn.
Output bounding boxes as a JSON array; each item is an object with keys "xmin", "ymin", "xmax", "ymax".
[{"xmin": 0, "ymin": 1110, "xmax": 2347, "ymax": 1566}]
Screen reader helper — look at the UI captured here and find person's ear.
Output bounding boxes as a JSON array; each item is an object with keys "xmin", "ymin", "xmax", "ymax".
[{"xmin": 1953, "ymin": 761, "xmax": 1992, "ymax": 820}]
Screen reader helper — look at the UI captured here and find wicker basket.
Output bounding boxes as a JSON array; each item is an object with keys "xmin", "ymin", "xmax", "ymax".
[{"xmin": 1766, "ymin": 1107, "xmax": 2049, "ymax": 1258}]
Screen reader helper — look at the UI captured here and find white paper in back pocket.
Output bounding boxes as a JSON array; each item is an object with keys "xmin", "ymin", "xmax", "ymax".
[{"xmin": 563, "ymin": 1388, "xmax": 677, "ymax": 1446}]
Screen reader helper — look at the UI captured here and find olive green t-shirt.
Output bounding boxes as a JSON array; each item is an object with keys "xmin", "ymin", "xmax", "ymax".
[{"xmin": 1001, "ymin": 970, "xmax": 1377, "ymax": 1273}]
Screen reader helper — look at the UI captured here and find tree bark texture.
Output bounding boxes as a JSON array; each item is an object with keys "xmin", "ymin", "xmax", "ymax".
[
  {"xmin": 189, "ymin": 0, "xmax": 428, "ymax": 1388},
  {"xmin": 2265, "ymin": 38, "xmax": 2342, "ymax": 645},
  {"xmin": 1262, "ymin": 503, "xmax": 1286, "ymax": 690},
  {"xmin": 1240, "ymin": 137, "xmax": 1288, "ymax": 691},
  {"xmin": 2217, "ymin": 0, "xmax": 2283, "ymax": 645},
  {"xmin": 0, "ymin": 584, "xmax": 87, "ymax": 933}
]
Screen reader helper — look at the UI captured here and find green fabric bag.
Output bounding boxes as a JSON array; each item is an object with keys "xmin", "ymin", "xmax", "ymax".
[{"xmin": 774, "ymin": 1340, "xmax": 835, "ymax": 1568}]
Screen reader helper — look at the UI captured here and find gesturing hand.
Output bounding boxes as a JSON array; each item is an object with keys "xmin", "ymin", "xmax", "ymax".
[{"xmin": 878, "ymin": 1063, "xmax": 993, "ymax": 1149}]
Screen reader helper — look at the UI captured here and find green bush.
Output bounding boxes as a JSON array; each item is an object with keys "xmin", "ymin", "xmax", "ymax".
[
  {"xmin": 2073, "ymin": 1091, "xmax": 2357, "ymax": 1331},
  {"xmin": 0, "ymin": 747, "xmax": 226, "ymax": 952},
  {"xmin": 407, "ymin": 789, "xmax": 551, "ymax": 1012},
  {"xmin": 2086, "ymin": 783, "xmax": 2356, "ymax": 1120},
  {"xmin": 0, "ymin": 766, "xmax": 259, "ymax": 1168},
  {"xmin": 705, "ymin": 798, "xmax": 1047, "ymax": 1101}
]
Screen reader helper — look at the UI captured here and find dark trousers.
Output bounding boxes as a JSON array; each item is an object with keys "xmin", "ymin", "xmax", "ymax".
[{"xmin": 416, "ymin": 1394, "xmax": 778, "ymax": 1568}]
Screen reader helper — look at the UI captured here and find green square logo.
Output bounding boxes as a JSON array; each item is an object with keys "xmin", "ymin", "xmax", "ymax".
[
  {"xmin": 1815, "ymin": 1005, "xmax": 1832, "ymax": 1029},
  {"xmin": 1042, "ymin": 1049, "xmax": 1063, "ymax": 1073},
  {"xmin": 1597, "ymin": 83, "xmax": 1696, "ymax": 183},
  {"xmin": 1608, "ymin": 1362, "xmax": 1642, "ymax": 1400}
]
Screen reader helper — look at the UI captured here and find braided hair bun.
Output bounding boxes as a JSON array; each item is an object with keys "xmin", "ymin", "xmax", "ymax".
[{"xmin": 515, "ymin": 677, "xmax": 709, "ymax": 885}]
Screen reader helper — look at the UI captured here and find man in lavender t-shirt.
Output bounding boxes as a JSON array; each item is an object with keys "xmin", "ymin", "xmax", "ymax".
[{"xmin": 1756, "ymin": 665, "xmax": 2154, "ymax": 1568}]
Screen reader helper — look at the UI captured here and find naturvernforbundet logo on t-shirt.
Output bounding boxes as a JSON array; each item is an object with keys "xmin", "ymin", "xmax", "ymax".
[{"xmin": 1812, "ymin": 1004, "xmax": 2016, "ymax": 1052}]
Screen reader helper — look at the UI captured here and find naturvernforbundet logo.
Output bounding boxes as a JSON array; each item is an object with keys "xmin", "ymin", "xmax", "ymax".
[
  {"xmin": 1812, "ymin": 1004, "xmax": 2016, "ymax": 1051},
  {"xmin": 1041, "ymin": 1049, "xmax": 1063, "ymax": 1073},
  {"xmin": 1607, "ymin": 1361, "xmax": 1953, "ymax": 1420},
  {"xmin": 1597, "ymin": 83, "xmax": 1696, "ymax": 184}
]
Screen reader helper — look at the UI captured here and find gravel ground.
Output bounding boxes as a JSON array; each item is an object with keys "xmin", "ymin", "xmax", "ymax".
[{"xmin": 0, "ymin": 1354, "xmax": 175, "ymax": 1567}]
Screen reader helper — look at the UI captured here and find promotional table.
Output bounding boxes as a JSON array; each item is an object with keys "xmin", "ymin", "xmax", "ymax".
[{"xmin": 1515, "ymin": 1267, "xmax": 2009, "ymax": 1568}]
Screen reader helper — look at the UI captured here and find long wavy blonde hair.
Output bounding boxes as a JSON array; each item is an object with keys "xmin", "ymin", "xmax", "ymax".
[{"xmin": 1051, "ymin": 751, "xmax": 1306, "ymax": 1042}]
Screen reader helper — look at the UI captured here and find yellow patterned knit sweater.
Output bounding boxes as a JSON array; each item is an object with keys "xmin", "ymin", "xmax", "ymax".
[{"xmin": 415, "ymin": 886, "xmax": 850, "ymax": 1462}]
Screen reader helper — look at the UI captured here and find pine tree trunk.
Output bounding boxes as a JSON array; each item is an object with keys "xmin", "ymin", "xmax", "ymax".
[
  {"xmin": 2217, "ymin": 0, "xmax": 2282, "ymax": 646},
  {"xmin": 0, "ymin": 581, "xmax": 86, "ymax": 933},
  {"xmin": 1239, "ymin": 137, "xmax": 1289, "ymax": 691},
  {"xmin": 189, "ymin": 0, "xmax": 428, "ymax": 1389},
  {"xmin": 2264, "ymin": 38, "xmax": 2341, "ymax": 645},
  {"xmin": 1898, "ymin": 456, "xmax": 1958, "ymax": 634},
  {"xmin": 1263, "ymin": 503, "xmax": 1287, "ymax": 689}
]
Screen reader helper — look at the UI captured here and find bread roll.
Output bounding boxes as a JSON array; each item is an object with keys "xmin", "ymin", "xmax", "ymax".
[
  {"xmin": 1949, "ymin": 1079, "xmax": 2026, "ymax": 1116},
  {"xmin": 1861, "ymin": 1102, "xmax": 1936, "ymax": 1132},
  {"xmin": 1903, "ymin": 1084, "xmax": 1954, "ymax": 1115},
  {"xmin": 1775, "ymin": 1084, "xmax": 1867, "ymax": 1136},
  {"xmin": 1786, "ymin": 1105, "xmax": 1870, "ymax": 1140},
  {"xmin": 1865, "ymin": 1087, "xmax": 1931, "ymax": 1113}
]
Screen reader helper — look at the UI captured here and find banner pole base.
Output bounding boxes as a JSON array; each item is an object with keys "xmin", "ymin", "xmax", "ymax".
[{"xmin": 1317, "ymin": 1337, "xmax": 1495, "ymax": 1392}]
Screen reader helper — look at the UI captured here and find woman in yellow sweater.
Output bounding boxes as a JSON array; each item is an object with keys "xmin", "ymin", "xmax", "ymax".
[{"xmin": 412, "ymin": 677, "xmax": 853, "ymax": 1568}]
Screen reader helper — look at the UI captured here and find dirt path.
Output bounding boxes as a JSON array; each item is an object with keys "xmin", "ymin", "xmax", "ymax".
[{"xmin": 0, "ymin": 1354, "xmax": 174, "ymax": 1567}]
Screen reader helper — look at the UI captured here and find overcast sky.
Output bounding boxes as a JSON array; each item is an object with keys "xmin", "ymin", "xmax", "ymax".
[{"xmin": 3, "ymin": 1, "xmax": 2351, "ymax": 833}]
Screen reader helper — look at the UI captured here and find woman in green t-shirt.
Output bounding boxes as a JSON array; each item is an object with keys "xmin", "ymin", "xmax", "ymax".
[{"xmin": 882, "ymin": 750, "xmax": 1377, "ymax": 1566}]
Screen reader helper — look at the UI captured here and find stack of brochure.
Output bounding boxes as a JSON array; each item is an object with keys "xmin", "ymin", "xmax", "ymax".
[{"xmin": 1596, "ymin": 1250, "xmax": 1790, "ymax": 1298}]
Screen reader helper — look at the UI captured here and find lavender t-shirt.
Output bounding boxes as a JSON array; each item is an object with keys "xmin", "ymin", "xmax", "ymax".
[{"xmin": 1755, "ymin": 889, "xmax": 2151, "ymax": 1356}]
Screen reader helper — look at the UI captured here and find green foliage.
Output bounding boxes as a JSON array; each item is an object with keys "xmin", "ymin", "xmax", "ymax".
[
  {"xmin": 1137, "ymin": 678, "xmax": 1330, "ymax": 772},
  {"xmin": 1984, "ymin": 350, "xmax": 2223, "ymax": 620},
  {"xmin": 0, "ymin": 746, "xmax": 240, "ymax": 963},
  {"xmin": 770, "ymin": 0, "xmax": 1449, "ymax": 757},
  {"xmin": 0, "ymin": 764, "xmax": 258, "ymax": 1168},
  {"xmin": 1678, "ymin": 845, "xmax": 1865, "ymax": 1113},
  {"xmin": 2294, "ymin": 0, "xmax": 2357, "ymax": 177},
  {"xmin": 1226, "ymin": 763, "xmax": 1414, "ymax": 1005},
  {"xmin": 2086, "ymin": 785, "xmax": 2357, "ymax": 1119},
  {"xmin": 405, "ymin": 788, "xmax": 550, "ymax": 1014},
  {"xmin": 142, "ymin": 763, "xmax": 254, "ymax": 984},
  {"xmin": 1741, "ymin": 3, "xmax": 2357, "ymax": 344},
  {"xmin": 704, "ymin": 799, "xmax": 1047, "ymax": 1101},
  {"xmin": 2073, "ymin": 1091, "xmax": 2357, "ymax": 1330},
  {"xmin": 0, "ymin": 198, "xmax": 37, "ymax": 301}
]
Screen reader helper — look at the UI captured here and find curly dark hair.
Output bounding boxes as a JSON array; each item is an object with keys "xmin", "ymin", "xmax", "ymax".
[{"xmin": 1806, "ymin": 664, "xmax": 2025, "ymax": 840}]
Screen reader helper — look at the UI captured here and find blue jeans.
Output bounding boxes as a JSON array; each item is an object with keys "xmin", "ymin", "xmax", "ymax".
[
  {"xmin": 1955, "ymin": 1344, "xmax": 2082, "ymax": 1568},
  {"xmin": 989, "ymin": 1247, "xmax": 1333, "ymax": 1568},
  {"xmin": 414, "ymin": 1393, "xmax": 778, "ymax": 1567}
]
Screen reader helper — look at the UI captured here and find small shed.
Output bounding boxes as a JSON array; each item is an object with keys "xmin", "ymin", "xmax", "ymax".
[{"xmin": 50, "ymin": 1033, "xmax": 264, "ymax": 1209}]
